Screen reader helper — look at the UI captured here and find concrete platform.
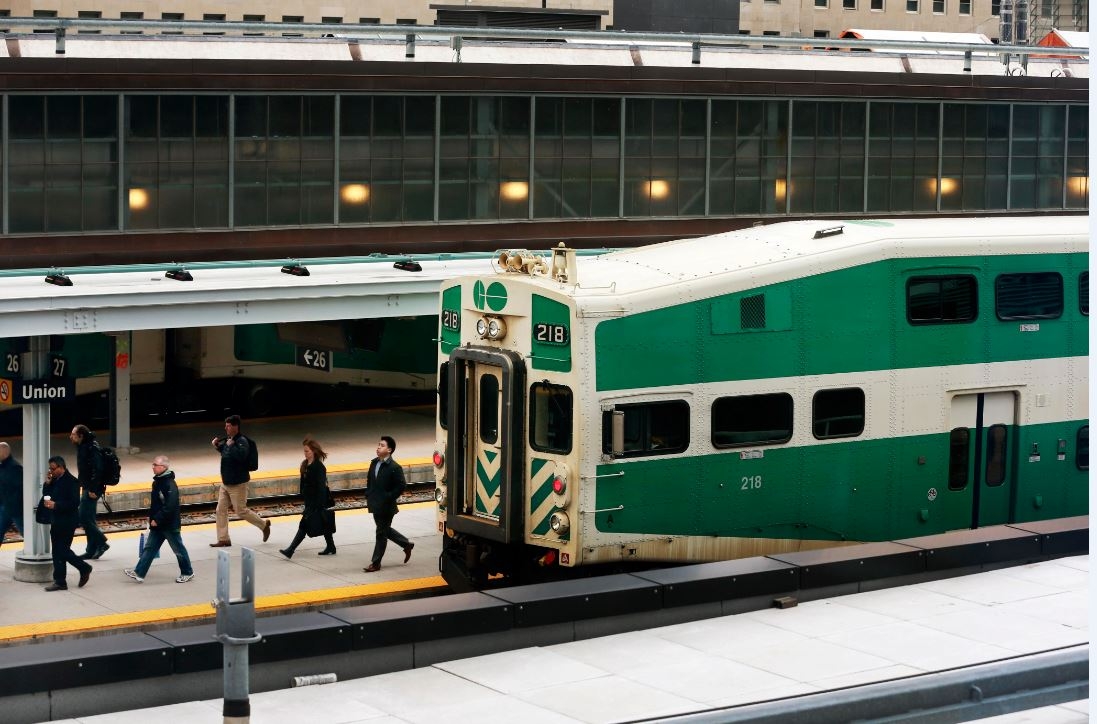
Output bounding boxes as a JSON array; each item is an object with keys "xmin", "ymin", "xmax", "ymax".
[
  {"xmin": 0, "ymin": 503, "xmax": 445, "ymax": 643},
  {"xmin": 53, "ymin": 555, "xmax": 1090, "ymax": 724}
]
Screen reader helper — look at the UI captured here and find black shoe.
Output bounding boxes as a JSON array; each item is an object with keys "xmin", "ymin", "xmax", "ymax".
[
  {"xmin": 44, "ymin": 582, "xmax": 67, "ymax": 591},
  {"xmin": 279, "ymin": 548, "xmax": 293, "ymax": 559},
  {"xmin": 91, "ymin": 543, "xmax": 110, "ymax": 560},
  {"xmin": 78, "ymin": 568, "xmax": 92, "ymax": 588},
  {"xmin": 78, "ymin": 552, "xmax": 94, "ymax": 560},
  {"xmin": 318, "ymin": 547, "xmax": 336, "ymax": 556},
  {"xmin": 403, "ymin": 542, "xmax": 414, "ymax": 564}
]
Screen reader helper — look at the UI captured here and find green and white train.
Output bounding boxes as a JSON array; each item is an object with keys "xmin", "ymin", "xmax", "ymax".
[{"xmin": 434, "ymin": 215, "xmax": 1089, "ymax": 590}]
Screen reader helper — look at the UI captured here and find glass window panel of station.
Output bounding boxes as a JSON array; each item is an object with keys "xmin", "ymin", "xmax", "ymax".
[
  {"xmin": 439, "ymin": 96, "xmax": 530, "ymax": 221},
  {"xmin": 867, "ymin": 102, "xmax": 940, "ymax": 213},
  {"xmin": 1010, "ymin": 104, "xmax": 1065, "ymax": 210},
  {"xmin": 1064, "ymin": 105, "xmax": 1088, "ymax": 209},
  {"xmin": 533, "ymin": 97, "xmax": 620, "ymax": 219},
  {"xmin": 624, "ymin": 98, "xmax": 706, "ymax": 218},
  {"xmin": 709, "ymin": 99, "xmax": 789, "ymax": 216},
  {"xmin": 9, "ymin": 95, "xmax": 119, "ymax": 233},
  {"xmin": 234, "ymin": 95, "xmax": 334, "ymax": 227},
  {"xmin": 789, "ymin": 101, "xmax": 865, "ymax": 214},
  {"xmin": 125, "ymin": 95, "xmax": 230, "ymax": 231},
  {"xmin": 941, "ymin": 103, "xmax": 1009, "ymax": 211}
]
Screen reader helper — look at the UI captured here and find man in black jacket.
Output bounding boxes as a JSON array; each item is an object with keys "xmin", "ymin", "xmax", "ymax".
[
  {"xmin": 124, "ymin": 455, "xmax": 194, "ymax": 583},
  {"xmin": 0, "ymin": 442, "xmax": 23, "ymax": 547},
  {"xmin": 363, "ymin": 435, "xmax": 413, "ymax": 573},
  {"xmin": 70, "ymin": 424, "xmax": 109, "ymax": 560},
  {"xmin": 42, "ymin": 456, "xmax": 92, "ymax": 591},
  {"xmin": 209, "ymin": 415, "xmax": 269, "ymax": 547}
]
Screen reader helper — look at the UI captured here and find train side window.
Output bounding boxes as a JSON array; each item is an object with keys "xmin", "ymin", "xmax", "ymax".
[
  {"xmin": 529, "ymin": 382, "xmax": 573, "ymax": 454},
  {"xmin": 984, "ymin": 424, "xmax": 1007, "ymax": 486},
  {"xmin": 438, "ymin": 362, "xmax": 449, "ymax": 431},
  {"xmin": 812, "ymin": 388, "xmax": 865, "ymax": 439},
  {"xmin": 995, "ymin": 272, "xmax": 1063, "ymax": 320},
  {"xmin": 1079, "ymin": 272, "xmax": 1088, "ymax": 316},
  {"xmin": 712, "ymin": 393, "xmax": 793, "ymax": 447},
  {"xmin": 479, "ymin": 374, "xmax": 499, "ymax": 445},
  {"xmin": 602, "ymin": 401, "xmax": 689, "ymax": 457},
  {"xmin": 1077, "ymin": 426, "xmax": 1088, "ymax": 470},
  {"xmin": 906, "ymin": 275, "xmax": 977, "ymax": 324},
  {"xmin": 948, "ymin": 427, "xmax": 970, "ymax": 490}
]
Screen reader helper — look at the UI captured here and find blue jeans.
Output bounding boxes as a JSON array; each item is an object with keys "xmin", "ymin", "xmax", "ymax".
[
  {"xmin": 0, "ymin": 503, "xmax": 24, "ymax": 544},
  {"xmin": 135, "ymin": 527, "xmax": 193, "ymax": 578},
  {"xmin": 80, "ymin": 492, "xmax": 107, "ymax": 554}
]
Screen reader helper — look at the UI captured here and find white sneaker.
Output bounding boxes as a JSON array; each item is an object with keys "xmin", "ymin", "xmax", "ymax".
[
  {"xmin": 175, "ymin": 573, "xmax": 194, "ymax": 583},
  {"xmin": 123, "ymin": 568, "xmax": 144, "ymax": 583}
]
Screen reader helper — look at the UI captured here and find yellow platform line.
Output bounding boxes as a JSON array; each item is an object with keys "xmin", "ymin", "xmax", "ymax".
[
  {"xmin": 0, "ymin": 574, "xmax": 448, "ymax": 644},
  {"xmin": 108, "ymin": 456, "xmax": 433, "ymax": 494}
]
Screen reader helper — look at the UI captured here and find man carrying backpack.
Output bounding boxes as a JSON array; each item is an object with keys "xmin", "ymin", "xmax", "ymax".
[
  {"xmin": 209, "ymin": 414, "xmax": 270, "ymax": 547},
  {"xmin": 71, "ymin": 424, "xmax": 109, "ymax": 560}
]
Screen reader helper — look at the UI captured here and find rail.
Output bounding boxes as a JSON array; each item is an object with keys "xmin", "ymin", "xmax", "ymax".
[{"xmin": 645, "ymin": 646, "xmax": 1089, "ymax": 724}]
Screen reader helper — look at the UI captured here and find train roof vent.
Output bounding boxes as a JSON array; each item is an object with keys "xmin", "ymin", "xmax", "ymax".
[{"xmin": 813, "ymin": 225, "xmax": 845, "ymax": 239}]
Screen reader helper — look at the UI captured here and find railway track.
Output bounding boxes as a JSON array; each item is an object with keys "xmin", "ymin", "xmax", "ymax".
[{"xmin": 0, "ymin": 482, "xmax": 437, "ymax": 544}]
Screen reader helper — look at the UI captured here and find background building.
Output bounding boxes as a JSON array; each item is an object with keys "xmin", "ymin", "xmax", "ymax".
[
  {"xmin": 3, "ymin": 1, "xmax": 613, "ymax": 30},
  {"xmin": 613, "ymin": 0, "xmax": 741, "ymax": 33}
]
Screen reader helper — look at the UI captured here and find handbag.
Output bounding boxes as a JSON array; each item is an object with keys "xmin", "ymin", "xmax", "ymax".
[
  {"xmin": 138, "ymin": 530, "xmax": 160, "ymax": 558},
  {"xmin": 34, "ymin": 496, "xmax": 52, "ymax": 525}
]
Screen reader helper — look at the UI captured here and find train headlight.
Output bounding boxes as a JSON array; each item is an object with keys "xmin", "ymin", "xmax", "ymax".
[
  {"xmin": 475, "ymin": 317, "xmax": 489, "ymax": 337},
  {"xmin": 432, "ymin": 450, "xmax": 445, "ymax": 468},
  {"xmin": 486, "ymin": 317, "xmax": 507, "ymax": 340},
  {"xmin": 549, "ymin": 511, "xmax": 570, "ymax": 536},
  {"xmin": 435, "ymin": 485, "xmax": 447, "ymax": 507}
]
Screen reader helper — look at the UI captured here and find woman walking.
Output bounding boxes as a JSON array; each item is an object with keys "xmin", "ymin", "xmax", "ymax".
[{"xmin": 279, "ymin": 437, "xmax": 336, "ymax": 558}]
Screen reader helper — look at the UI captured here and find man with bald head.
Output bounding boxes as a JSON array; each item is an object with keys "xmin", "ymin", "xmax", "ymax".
[
  {"xmin": 0, "ymin": 442, "xmax": 23, "ymax": 548},
  {"xmin": 124, "ymin": 455, "xmax": 194, "ymax": 584}
]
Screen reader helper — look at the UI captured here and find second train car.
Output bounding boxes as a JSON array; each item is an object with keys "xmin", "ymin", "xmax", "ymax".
[{"xmin": 433, "ymin": 215, "xmax": 1089, "ymax": 590}]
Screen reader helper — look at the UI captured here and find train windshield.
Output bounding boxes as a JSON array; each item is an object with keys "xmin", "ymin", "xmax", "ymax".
[{"xmin": 529, "ymin": 382, "xmax": 573, "ymax": 454}]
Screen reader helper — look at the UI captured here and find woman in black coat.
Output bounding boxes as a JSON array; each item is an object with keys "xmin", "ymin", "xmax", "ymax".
[{"xmin": 279, "ymin": 437, "xmax": 336, "ymax": 558}]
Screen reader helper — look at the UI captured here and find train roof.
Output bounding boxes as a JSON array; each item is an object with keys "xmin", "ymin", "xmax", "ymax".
[
  {"xmin": 558, "ymin": 215, "xmax": 1089, "ymax": 304},
  {"xmin": 0, "ymin": 31, "xmax": 1086, "ymax": 80}
]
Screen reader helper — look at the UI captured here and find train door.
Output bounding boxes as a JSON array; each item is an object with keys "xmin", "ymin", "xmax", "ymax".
[
  {"xmin": 949, "ymin": 391, "xmax": 1017, "ymax": 528},
  {"xmin": 445, "ymin": 347, "xmax": 525, "ymax": 544}
]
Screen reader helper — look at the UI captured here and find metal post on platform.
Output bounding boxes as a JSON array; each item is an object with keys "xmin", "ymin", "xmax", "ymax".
[
  {"xmin": 107, "ymin": 331, "xmax": 132, "ymax": 451},
  {"xmin": 214, "ymin": 548, "xmax": 261, "ymax": 724},
  {"xmin": 14, "ymin": 336, "xmax": 53, "ymax": 582}
]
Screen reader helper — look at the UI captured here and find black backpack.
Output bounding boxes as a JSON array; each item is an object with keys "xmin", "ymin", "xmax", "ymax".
[
  {"xmin": 241, "ymin": 435, "xmax": 259, "ymax": 472},
  {"xmin": 97, "ymin": 445, "xmax": 122, "ymax": 486}
]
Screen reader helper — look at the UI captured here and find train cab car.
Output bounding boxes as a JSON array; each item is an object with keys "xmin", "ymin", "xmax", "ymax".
[{"xmin": 434, "ymin": 216, "xmax": 1089, "ymax": 590}]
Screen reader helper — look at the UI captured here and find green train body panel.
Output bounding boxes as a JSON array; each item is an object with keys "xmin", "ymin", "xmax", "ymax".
[
  {"xmin": 593, "ymin": 419, "xmax": 1087, "ymax": 543},
  {"xmin": 595, "ymin": 253, "xmax": 1088, "ymax": 391},
  {"xmin": 233, "ymin": 316, "xmax": 438, "ymax": 374}
]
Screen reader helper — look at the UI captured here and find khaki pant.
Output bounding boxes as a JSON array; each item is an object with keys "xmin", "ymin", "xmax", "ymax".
[{"xmin": 214, "ymin": 483, "xmax": 265, "ymax": 543}]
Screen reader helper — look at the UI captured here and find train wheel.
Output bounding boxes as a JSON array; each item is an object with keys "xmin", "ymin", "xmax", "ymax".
[{"xmin": 239, "ymin": 382, "xmax": 276, "ymax": 418}]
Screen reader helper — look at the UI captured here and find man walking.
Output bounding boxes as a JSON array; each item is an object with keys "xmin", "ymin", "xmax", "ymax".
[
  {"xmin": 125, "ymin": 455, "xmax": 194, "ymax": 583},
  {"xmin": 210, "ymin": 415, "xmax": 269, "ymax": 547},
  {"xmin": 363, "ymin": 435, "xmax": 412, "ymax": 573},
  {"xmin": 42, "ymin": 456, "xmax": 92, "ymax": 591},
  {"xmin": 0, "ymin": 442, "xmax": 23, "ymax": 548},
  {"xmin": 71, "ymin": 424, "xmax": 109, "ymax": 560}
]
